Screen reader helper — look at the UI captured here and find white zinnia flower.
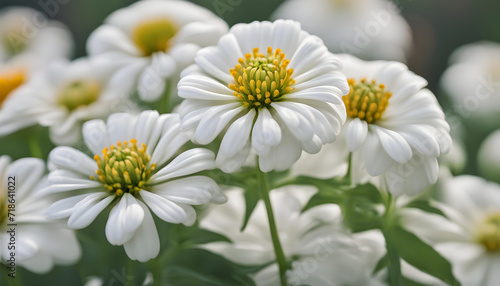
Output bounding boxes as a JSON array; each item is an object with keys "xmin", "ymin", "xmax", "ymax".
[
  {"xmin": 87, "ymin": 0, "xmax": 228, "ymax": 102},
  {"xmin": 478, "ymin": 129, "xmax": 500, "ymax": 184},
  {"xmin": 271, "ymin": 0, "xmax": 412, "ymax": 62},
  {"xmin": 0, "ymin": 7, "xmax": 73, "ymax": 109},
  {"xmin": 402, "ymin": 175, "xmax": 500, "ymax": 286},
  {"xmin": 440, "ymin": 41, "xmax": 500, "ymax": 124},
  {"xmin": 0, "ymin": 156, "xmax": 81, "ymax": 273},
  {"xmin": 339, "ymin": 54, "xmax": 451, "ymax": 196},
  {"xmin": 199, "ymin": 186, "xmax": 385, "ymax": 286},
  {"xmin": 40, "ymin": 110, "xmax": 226, "ymax": 262},
  {"xmin": 0, "ymin": 58, "xmax": 137, "ymax": 145},
  {"xmin": 178, "ymin": 19, "xmax": 349, "ymax": 173}
]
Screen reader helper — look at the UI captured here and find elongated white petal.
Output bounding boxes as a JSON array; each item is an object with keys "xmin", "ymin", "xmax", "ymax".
[
  {"xmin": 105, "ymin": 194, "xmax": 144, "ymax": 245},
  {"xmin": 140, "ymin": 190, "xmax": 196, "ymax": 225},
  {"xmin": 150, "ymin": 148, "xmax": 215, "ymax": 183},
  {"xmin": 123, "ymin": 201, "xmax": 160, "ymax": 262}
]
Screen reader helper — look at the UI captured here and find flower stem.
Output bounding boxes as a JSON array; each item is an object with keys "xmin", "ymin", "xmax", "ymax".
[
  {"xmin": 344, "ymin": 152, "xmax": 353, "ymax": 184},
  {"xmin": 127, "ymin": 258, "xmax": 135, "ymax": 286},
  {"xmin": 28, "ymin": 133, "xmax": 43, "ymax": 158},
  {"xmin": 257, "ymin": 168, "xmax": 288, "ymax": 286},
  {"xmin": 159, "ymin": 80, "xmax": 171, "ymax": 114},
  {"xmin": 382, "ymin": 193, "xmax": 403, "ymax": 286}
]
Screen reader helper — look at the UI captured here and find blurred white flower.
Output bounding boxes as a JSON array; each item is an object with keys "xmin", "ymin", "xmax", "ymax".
[
  {"xmin": 0, "ymin": 58, "xmax": 136, "ymax": 145},
  {"xmin": 178, "ymin": 19, "xmax": 349, "ymax": 173},
  {"xmin": 41, "ymin": 110, "xmax": 226, "ymax": 262},
  {"xmin": 271, "ymin": 0, "xmax": 412, "ymax": 62},
  {"xmin": 87, "ymin": 0, "xmax": 228, "ymax": 102},
  {"xmin": 402, "ymin": 175, "xmax": 500, "ymax": 286},
  {"xmin": 0, "ymin": 7, "xmax": 73, "ymax": 62},
  {"xmin": 199, "ymin": 186, "xmax": 385, "ymax": 286},
  {"xmin": 0, "ymin": 7, "xmax": 73, "ymax": 110},
  {"xmin": 478, "ymin": 129, "xmax": 500, "ymax": 184},
  {"xmin": 340, "ymin": 54, "xmax": 451, "ymax": 196},
  {"xmin": 441, "ymin": 41, "xmax": 500, "ymax": 124},
  {"xmin": 0, "ymin": 156, "xmax": 81, "ymax": 273}
]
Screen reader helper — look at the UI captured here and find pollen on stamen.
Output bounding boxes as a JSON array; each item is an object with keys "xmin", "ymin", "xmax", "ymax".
[
  {"xmin": 342, "ymin": 78, "xmax": 392, "ymax": 124},
  {"xmin": 228, "ymin": 46, "xmax": 296, "ymax": 109},
  {"xmin": 91, "ymin": 139, "xmax": 154, "ymax": 196}
]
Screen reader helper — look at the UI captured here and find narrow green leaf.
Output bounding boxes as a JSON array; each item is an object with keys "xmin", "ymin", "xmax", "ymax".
[{"xmin": 386, "ymin": 226, "xmax": 459, "ymax": 286}]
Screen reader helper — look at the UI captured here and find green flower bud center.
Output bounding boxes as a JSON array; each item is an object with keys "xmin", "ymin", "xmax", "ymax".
[
  {"xmin": 132, "ymin": 18, "xmax": 178, "ymax": 56},
  {"xmin": 58, "ymin": 80, "xmax": 100, "ymax": 111},
  {"xmin": 228, "ymin": 47, "xmax": 295, "ymax": 109},
  {"xmin": 343, "ymin": 78, "xmax": 392, "ymax": 124},
  {"xmin": 476, "ymin": 212, "xmax": 500, "ymax": 252},
  {"xmin": 0, "ymin": 68, "xmax": 25, "ymax": 108},
  {"xmin": 2, "ymin": 27, "xmax": 29, "ymax": 56},
  {"xmin": 91, "ymin": 139, "xmax": 156, "ymax": 197}
]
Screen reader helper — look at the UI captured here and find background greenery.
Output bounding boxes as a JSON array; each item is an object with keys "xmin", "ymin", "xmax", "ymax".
[{"xmin": 1, "ymin": 0, "xmax": 499, "ymax": 285}]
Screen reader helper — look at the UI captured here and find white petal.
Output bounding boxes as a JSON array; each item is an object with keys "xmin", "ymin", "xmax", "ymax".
[
  {"xmin": 216, "ymin": 140, "xmax": 252, "ymax": 173},
  {"xmin": 150, "ymin": 115, "xmax": 190, "ymax": 167},
  {"xmin": 363, "ymin": 132, "xmax": 393, "ymax": 176},
  {"xmin": 123, "ymin": 201, "xmax": 160, "ymax": 262},
  {"xmin": 153, "ymin": 176, "xmax": 224, "ymax": 205},
  {"xmin": 346, "ymin": 118, "xmax": 368, "ymax": 152},
  {"xmin": 49, "ymin": 147, "xmax": 97, "ymax": 176},
  {"xmin": 132, "ymin": 110, "xmax": 160, "ymax": 150},
  {"xmin": 252, "ymin": 108, "xmax": 281, "ymax": 154},
  {"xmin": 87, "ymin": 25, "xmax": 140, "ymax": 56},
  {"xmin": 218, "ymin": 109, "xmax": 255, "ymax": 158},
  {"xmin": 46, "ymin": 194, "xmax": 92, "ymax": 220},
  {"xmin": 374, "ymin": 126, "xmax": 412, "ymax": 164},
  {"xmin": 193, "ymin": 103, "xmax": 244, "ymax": 144},
  {"xmin": 150, "ymin": 148, "xmax": 215, "ymax": 183},
  {"xmin": 68, "ymin": 195, "xmax": 114, "ymax": 229},
  {"xmin": 273, "ymin": 103, "xmax": 314, "ymax": 142},
  {"xmin": 140, "ymin": 190, "xmax": 196, "ymax": 226},
  {"xmin": 105, "ymin": 194, "xmax": 144, "ymax": 245},
  {"xmin": 83, "ymin": 119, "xmax": 110, "ymax": 155},
  {"xmin": 106, "ymin": 113, "xmax": 136, "ymax": 145}
]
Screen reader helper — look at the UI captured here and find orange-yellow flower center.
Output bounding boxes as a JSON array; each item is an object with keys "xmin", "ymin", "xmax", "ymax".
[
  {"xmin": 229, "ymin": 47, "xmax": 295, "ymax": 108},
  {"xmin": 343, "ymin": 78, "xmax": 392, "ymax": 124},
  {"xmin": 476, "ymin": 212, "xmax": 500, "ymax": 252},
  {"xmin": 132, "ymin": 18, "xmax": 178, "ymax": 56},
  {"xmin": 0, "ymin": 69, "xmax": 25, "ymax": 107},
  {"xmin": 91, "ymin": 139, "xmax": 156, "ymax": 197}
]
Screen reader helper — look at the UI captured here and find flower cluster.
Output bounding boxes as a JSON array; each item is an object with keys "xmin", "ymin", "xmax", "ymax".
[{"xmin": 0, "ymin": 1, "xmax": 498, "ymax": 286}]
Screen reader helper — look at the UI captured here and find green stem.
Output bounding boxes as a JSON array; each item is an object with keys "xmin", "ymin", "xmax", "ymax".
[
  {"xmin": 127, "ymin": 259, "xmax": 135, "ymax": 286},
  {"xmin": 382, "ymin": 193, "xmax": 403, "ymax": 286},
  {"xmin": 159, "ymin": 80, "xmax": 172, "ymax": 114},
  {"xmin": 150, "ymin": 243, "xmax": 181, "ymax": 286},
  {"xmin": 344, "ymin": 152, "xmax": 353, "ymax": 184},
  {"xmin": 28, "ymin": 133, "xmax": 42, "ymax": 158},
  {"xmin": 257, "ymin": 168, "xmax": 288, "ymax": 286}
]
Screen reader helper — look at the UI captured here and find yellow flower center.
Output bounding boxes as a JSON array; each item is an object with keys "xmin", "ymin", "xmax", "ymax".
[
  {"xmin": 476, "ymin": 212, "xmax": 500, "ymax": 252},
  {"xmin": 343, "ymin": 78, "xmax": 392, "ymax": 124},
  {"xmin": 92, "ymin": 139, "xmax": 156, "ymax": 197},
  {"xmin": 229, "ymin": 47, "xmax": 295, "ymax": 108},
  {"xmin": 58, "ymin": 80, "xmax": 100, "ymax": 111},
  {"xmin": 0, "ymin": 69, "xmax": 25, "ymax": 107},
  {"xmin": 132, "ymin": 18, "xmax": 178, "ymax": 56}
]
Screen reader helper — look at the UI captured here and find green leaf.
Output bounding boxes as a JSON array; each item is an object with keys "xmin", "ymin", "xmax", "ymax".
[
  {"xmin": 385, "ymin": 226, "xmax": 459, "ymax": 286},
  {"xmin": 342, "ymin": 184, "xmax": 384, "ymax": 232},
  {"xmin": 241, "ymin": 185, "xmax": 260, "ymax": 231},
  {"xmin": 163, "ymin": 249, "xmax": 256, "ymax": 286},
  {"xmin": 404, "ymin": 200, "xmax": 447, "ymax": 217}
]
